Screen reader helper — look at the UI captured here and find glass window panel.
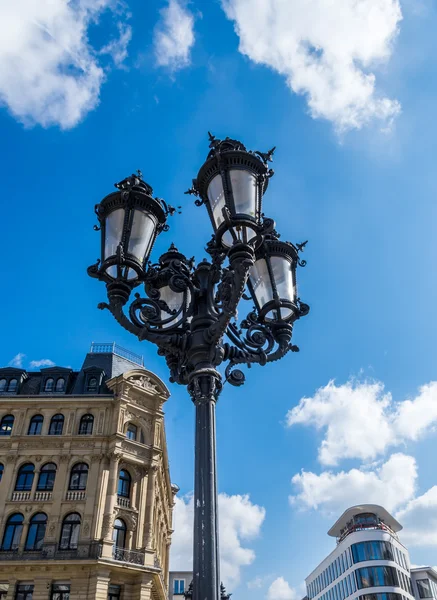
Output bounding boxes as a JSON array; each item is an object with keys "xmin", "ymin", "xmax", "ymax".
[
  {"xmin": 229, "ymin": 170, "xmax": 257, "ymax": 217},
  {"xmin": 0, "ymin": 379, "xmax": 6, "ymax": 392},
  {"xmin": 49, "ymin": 415, "xmax": 64, "ymax": 435},
  {"xmin": 8, "ymin": 379, "xmax": 18, "ymax": 392},
  {"xmin": 0, "ymin": 415, "xmax": 14, "ymax": 435},
  {"xmin": 128, "ymin": 210, "xmax": 155, "ymax": 263},
  {"xmin": 207, "ymin": 175, "xmax": 226, "ymax": 229},
  {"xmin": 417, "ymin": 580, "xmax": 432, "ymax": 599},
  {"xmin": 105, "ymin": 208, "xmax": 125, "ymax": 259}
]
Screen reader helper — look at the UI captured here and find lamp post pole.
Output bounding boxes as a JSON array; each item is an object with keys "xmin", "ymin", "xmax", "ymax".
[{"xmin": 88, "ymin": 133, "xmax": 309, "ymax": 600}]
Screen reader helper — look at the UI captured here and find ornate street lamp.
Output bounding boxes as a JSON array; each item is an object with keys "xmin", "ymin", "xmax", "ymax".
[{"xmin": 88, "ymin": 134, "xmax": 309, "ymax": 600}]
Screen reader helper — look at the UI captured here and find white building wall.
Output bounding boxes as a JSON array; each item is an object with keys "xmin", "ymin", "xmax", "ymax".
[{"xmin": 306, "ymin": 530, "xmax": 414, "ymax": 600}]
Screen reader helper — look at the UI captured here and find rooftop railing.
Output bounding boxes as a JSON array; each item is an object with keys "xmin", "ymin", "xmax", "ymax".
[
  {"xmin": 337, "ymin": 521, "xmax": 399, "ymax": 544},
  {"xmin": 90, "ymin": 342, "xmax": 143, "ymax": 367}
]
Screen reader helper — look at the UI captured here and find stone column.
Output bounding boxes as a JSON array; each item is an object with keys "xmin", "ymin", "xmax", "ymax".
[
  {"xmin": 100, "ymin": 452, "xmax": 121, "ymax": 558},
  {"xmin": 84, "ymin": 454, "xmax": 103, "ymax": 539},
  {"xmin": 133, "ymin": 575, "xmax": 153, "ymax": 600},
  {"xmin": 5, "ymin": 579, "xmax": 16, "ymax": 600},
  {"xmin": 87, "ymin": 570, "xmax": 110, "ymax": 600},
  {"xmin": 136, "ymin": 470, "xmax": 147, "ymax": 549},
  {"xmin": 3, "ymin": 455, "xmax": 17, "ymax": 501},
  {"xmin": 143, "ymin": 465, "xmax": 158, "ymax": 549},
  {"xmin": 33, "ymin": 577, "xmax": 51, "ymax": 600}
]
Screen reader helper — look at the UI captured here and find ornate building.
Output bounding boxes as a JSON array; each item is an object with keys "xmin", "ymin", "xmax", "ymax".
[{"xmin": 0, "ymin": 343, "xmax": 178, "ymax": 600}]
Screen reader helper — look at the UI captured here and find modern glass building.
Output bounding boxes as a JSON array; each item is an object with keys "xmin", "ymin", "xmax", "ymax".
[{"xmin": 306, "ymin": 505, "xmax": 414, "ymax": 600}]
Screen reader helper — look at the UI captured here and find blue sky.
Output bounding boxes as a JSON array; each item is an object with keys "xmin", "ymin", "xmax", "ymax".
[{"xmin": 1, "ymin": 0, "xmax": 437, "ymax": 597}]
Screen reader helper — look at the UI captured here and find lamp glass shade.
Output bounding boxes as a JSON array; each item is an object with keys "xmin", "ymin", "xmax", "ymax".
[
  {"xmin": 128, "ymin": 209, "xmax": 155, "ymax": 263},
  {"xmin": 268, "ymin": 256, "xmax": 295, "ymax": 320},
  {"xmin": 248, "ymin": 258, "xmax": 273, "ymax": 308},
  {"xmin": 229, "ymin": 170, "xmax": 257, "ymax": 217},
  {"xmin": 207, "ymin": 174, "xmax": 226, "ymax": 230},
  {"xmin": 159, "ymin": 286, "xmax": 191, "ymax": 329},
  {"xmin": 104, "ymin": 208, "xmax": 124, "ymax": 260}
]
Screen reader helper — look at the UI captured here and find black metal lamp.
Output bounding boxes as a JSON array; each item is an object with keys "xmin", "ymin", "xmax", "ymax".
[
  {"xmin": 247, "ymin": 237, "xmax": 302, "ymax": 323},
  {"xmin": 93, "ymin": 172, "xmax": 167, "ymax": 285},
  {"xmin": 143, "ymin": 244, "xmax": 193, "ymax": 329},
  {"xmin": 190, "ymin": 134, "xmax": 274, "ymax": 249}
]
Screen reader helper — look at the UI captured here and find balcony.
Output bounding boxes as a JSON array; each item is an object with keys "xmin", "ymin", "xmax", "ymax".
[
  {"xmin": 34, "ymin": 491, "xmax": 52, "ymax": 501},
  {"xmin": 113, "ymin": 547, "xmax": 145, "ymax": 565},
  {"xmin": 11, "ymin": 490, "xmax": 53, "ymax": 502},
  {"xmin": 337, "ymin": 520, "xmax": 399, "ymax": 543},
  {"xmin": 0, "ymin": 542, "xmax": 102, "ymax": 561},
  {"xmin": 65, "ymin": 491, "xmax": 86, "ymax": 501},
  {"xmin": 11, "ymin": 492, "xmax": 31, "ymax": 501},
  {"xmin": 117, "ymin": 496, "xmax": 130, "ymax": 508}
]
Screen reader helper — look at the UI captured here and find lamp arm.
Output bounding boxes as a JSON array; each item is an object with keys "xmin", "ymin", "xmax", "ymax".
[
  {"xmin": 99, "ymin": 299, "xmax": 185, "ymax": 356},
  {"xmin": 205, "ymin": 243, "xmax": 255, "ymax": 346}
]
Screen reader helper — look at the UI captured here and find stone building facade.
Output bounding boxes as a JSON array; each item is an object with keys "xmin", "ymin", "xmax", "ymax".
[{"xmin": 0, "ymin": 343, "xmax": 178, "ymax": 600}]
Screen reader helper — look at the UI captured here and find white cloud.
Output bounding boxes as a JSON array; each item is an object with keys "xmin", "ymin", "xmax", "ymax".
[
  {"xmin": 171, "ymin": 492, "xmax": 265, "ymax": 587},
  {"xmin": 8, "ymin": 353, "xmax": 26, "ymax": 368},
  {"xmin": 267, "ymin": 577, "xmax": 296, "ymax": 600},
  {"xmin": 153, "ymin": 0, "xmax": 195, "ymax": 71},
  {"xmin": 29, "ymin": 359, "xmax": 55, "ymax": 368},
  {"xmin": 286, "ymin": 379, "xmax": 437, "ymax": 465},
  {"xmin": 396, "ymin": 486, "xmax": 437, "ymax": 546},
  {"xmin": 291, "ymin": 453, "xmax": 417, "ymax": 514},
  {"xmin": 100, "ymin": 21, "xmax": 132, "ymax": 67},
  {"xmin": 0, "ymin": 0, "xmax": 131, "ymax": 129},
  {"xmin": 221, "ymin": 0, "xmax": 402, "ymax": 131}
]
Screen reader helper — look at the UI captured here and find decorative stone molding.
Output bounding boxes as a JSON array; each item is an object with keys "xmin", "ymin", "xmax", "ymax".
[
  {"xmin": 128, "ymin": 374, "xmax": 159, "ymax": 393},
  {"xmin": 101, "ymin": 514, "xmax": 114, "ymax": 538}
]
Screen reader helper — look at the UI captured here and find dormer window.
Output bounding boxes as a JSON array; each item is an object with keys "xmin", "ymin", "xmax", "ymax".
[
  {"xmin": 44, "ymin": 378, "xmax": 54, "ymax": 392},
  {"xmin": 8, "ymin": 379, "xmax": 18, "ymax": 392},
  {"xmin": 55, "ymin": 378, "xmax": 65, "ymax": 392},
  {"xmin": 87, "ymin": 377, "xmax": 98, "ymax": 393},
  {"xmin": 0, "ymin": 379, "xmax": 6, "ymax": 392}
]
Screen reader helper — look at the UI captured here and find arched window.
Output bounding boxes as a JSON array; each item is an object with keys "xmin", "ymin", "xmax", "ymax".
[
  {"xmin": 87, "ymin": 377, "xmax": 98, "ymax": 393},
  {"xmin": 25, "ymin": 513, "xmax": 47, "ymax": 551},
  {"xmin": 0, "ymin": 463, "xmax": 3, "ymax": 482},
  {"xmin": 49, "ymin": 414, "xmax": 64, "ymax": 436},
  {"xmin": 113, "ymin": 518, "xmax": 126, "ymax": 549},
  {"xmin": 59, "ymin": 513, "xmax": 81, "ymax": 550},
  {"xmin": 27, "ymin": 415, "xmax": 44, "ymax": 435},
  {"xmin": 37, "ymin": 463, "xmax": 57, "ymax": 491},
  {"xmin": 126, "ymin": 423, "xmax": 137, "ymax": 441},
  {"xmin": 44, "ymin": 378, "xmax": 54, "ymax": 392},
  {"xmin": 8, "ymin": 379, "xmax": 18, "ymax": 392},
  {"xmin": 69, "ymin": 463, "xmax": 88, "ymax": 490},
  {"xmin": 55, "ymin": 378, "xmax": 65, "ymax": 392},
  {"xmin": 0, "ymin": 379, "xmax": 6, "ymax": 392},
  {"xmin": 78, "ymin": 414, "xmax": 94, "ymax": 435},
  {"xmin": 15, "ymin": 463, "xmax": 35, "ymax": 491},
  {"xmin": 1, "ymin": 513, "xmax": 24, "ymax": 550},
  {"xmin": 0, "ymin": 414, "xmax": 14, "ymax": 436},
  {"xmin": 118, "ymin": 469, "xmax": 131, "ymax": 498}
]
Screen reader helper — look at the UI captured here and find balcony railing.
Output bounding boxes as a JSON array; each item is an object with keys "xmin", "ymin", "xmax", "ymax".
[
  {"xmin": 113, "ymin": 547, "xmax": 145, "ymax": 565},
  {"xmin": 11, "ymin": 490, "xmax": 53, "ymax": 502},
  {"xmin": 0, "ymin": 542, "xmax": 102, "ymax": 561},
  {"xmin": 90, "ymin": 342, "xmax": 143, "ymax": 367},
  {"xmin": 117, "ymin": 496, "xmax": 130, "ymax": 508},
  {"xmin": 11, "ymin": 492, "xmax": 31, "ymax": 501},
  {"xmin": 65, "ymin": 491, "xmax": 86, "ymax": 501},
  {"xmin": 34, "ymin": 491, "xmax": 52, "ymax": 501},
  {"xmin": 337, "ymin": 521, "xmax": 399, "ymax": 543}
]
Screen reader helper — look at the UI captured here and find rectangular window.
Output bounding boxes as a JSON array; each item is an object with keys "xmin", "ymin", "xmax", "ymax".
[
  {"xmin": 108, "ymin": 585, "xmax": 121, "ymax": 600},
  {"xmin": 51, "ymin": 585, "xmax": 70, "ymax": 600},
  {"xmin": 15, "ymin": 586, "xmax": 34, "ymax": 600},
  {"xmin": 417, "ymin": 580, "xmax": 432, "ymax": 599},
  {"xmin": 174, "ymin": 580, "xmax": 185, "ymax": 595}
]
